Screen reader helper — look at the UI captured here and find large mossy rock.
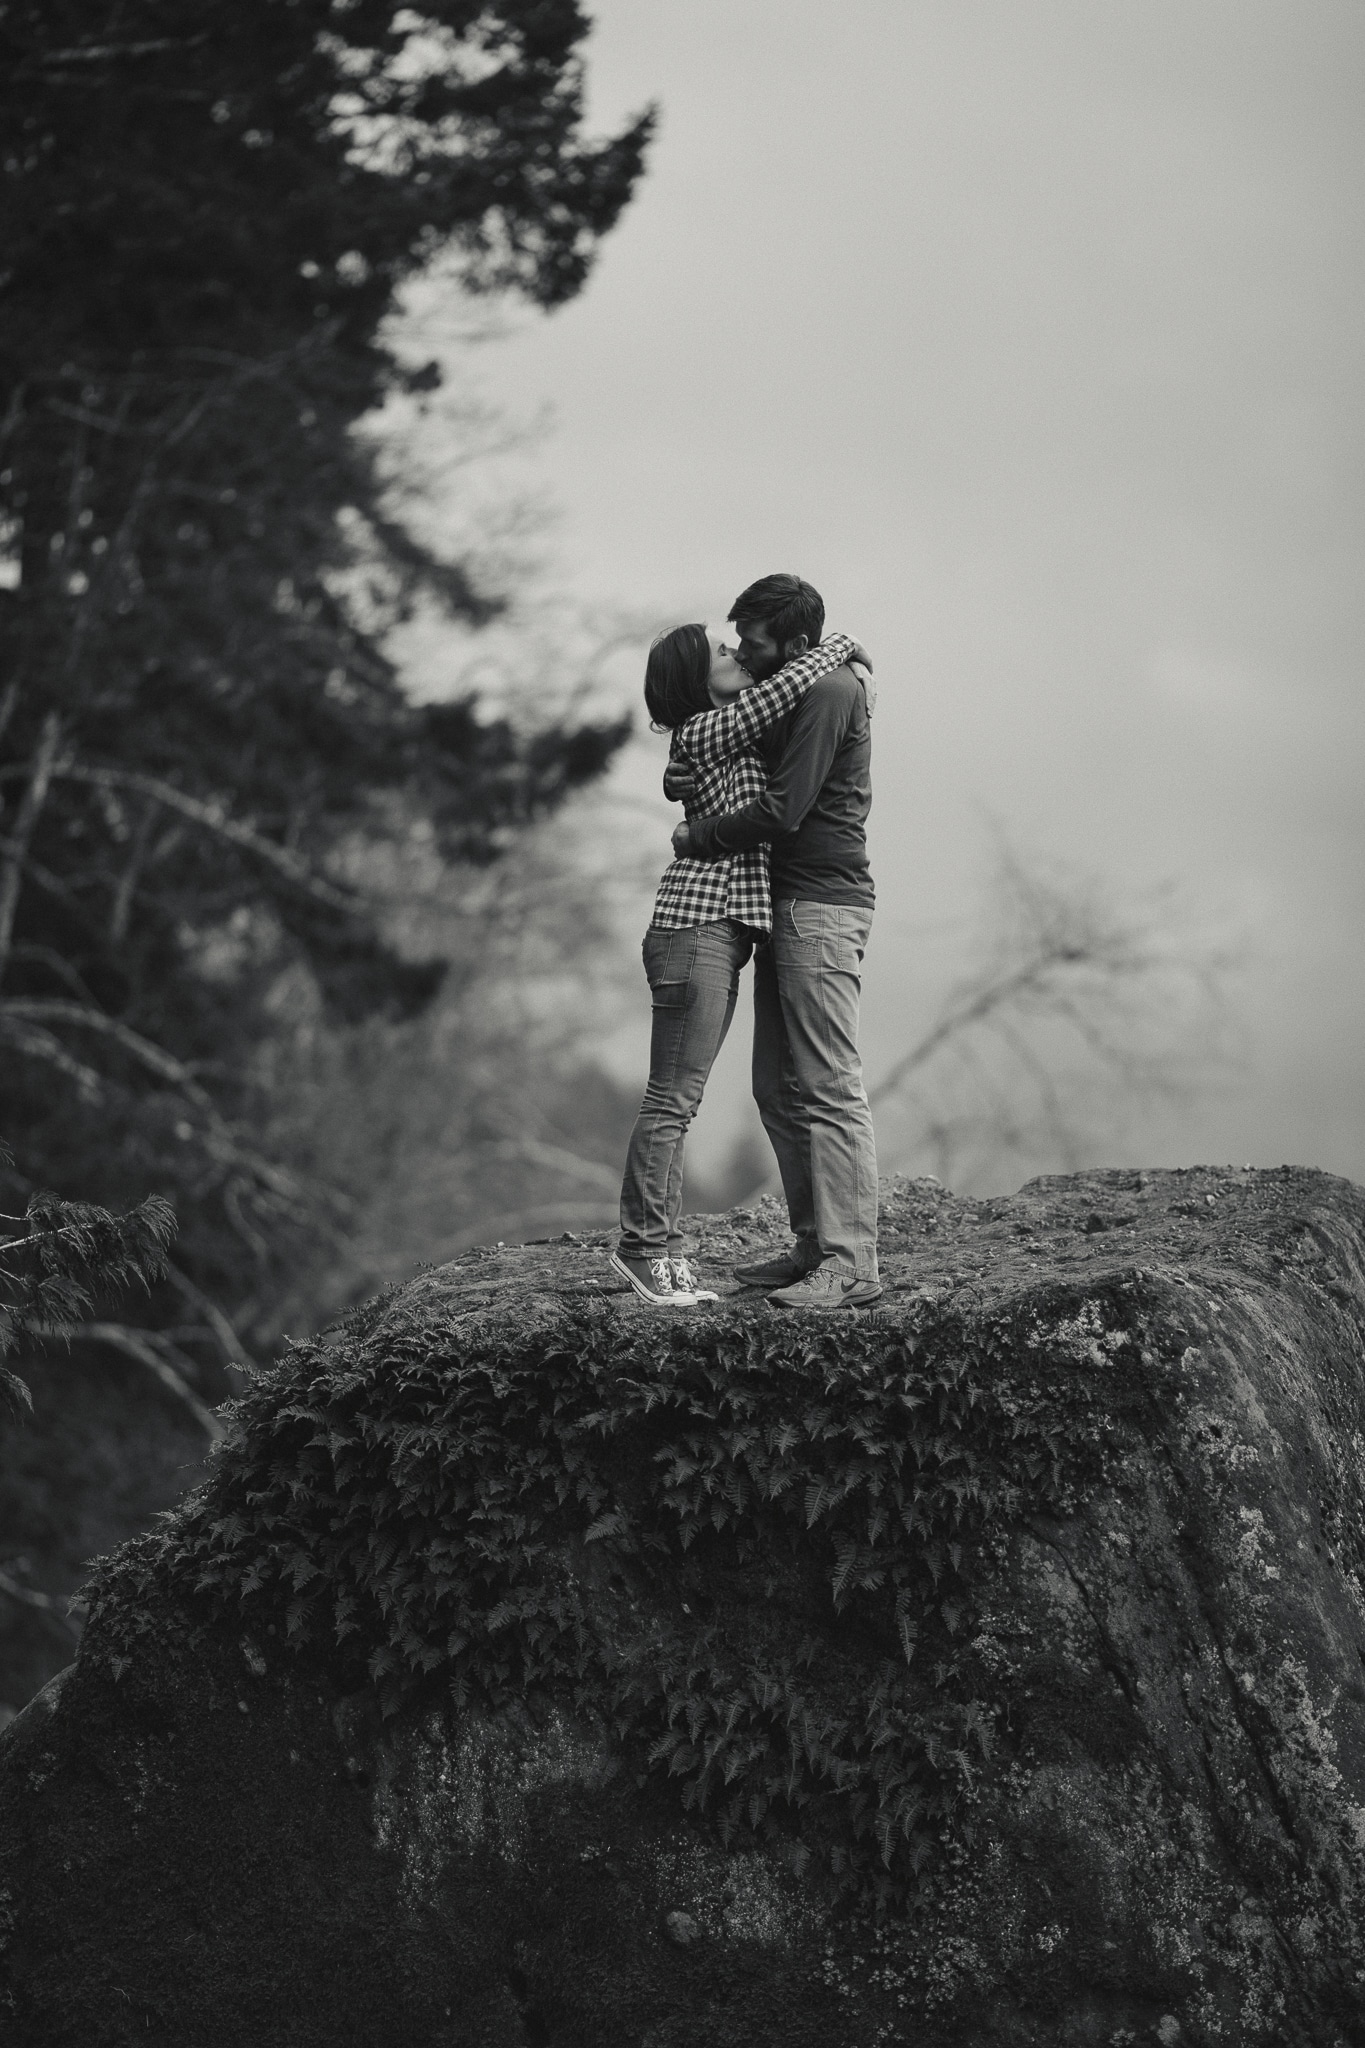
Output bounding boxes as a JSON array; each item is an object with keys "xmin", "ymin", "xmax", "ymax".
[{"xmin": 4, "ymin": 1166, "xmax": 1365, "ymax": 2047}]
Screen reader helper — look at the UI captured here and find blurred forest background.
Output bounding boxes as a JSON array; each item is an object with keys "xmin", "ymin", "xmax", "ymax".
[
  {"xmin": 0, "ymin": 0, "xmax": 662, "ymax": 1710},
  {"xmin": 0, "ymin": 1, "xmax": 1247, "ymax": 1713}
]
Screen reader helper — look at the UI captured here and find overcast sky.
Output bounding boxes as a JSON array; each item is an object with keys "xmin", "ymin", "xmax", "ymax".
[{"xmin": 406, "ymin": 0, "xmax": 1364, "ymax": 1191}]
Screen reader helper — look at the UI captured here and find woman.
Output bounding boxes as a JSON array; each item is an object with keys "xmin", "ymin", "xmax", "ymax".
[{"xmin": 610, "ymin": 624, "xmax": 868, "ymax": 1306}]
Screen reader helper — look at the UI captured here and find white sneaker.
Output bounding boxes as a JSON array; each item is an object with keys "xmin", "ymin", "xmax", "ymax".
[
  {"xmin": 608, "ymin": 1251, "xmax": 697, "ymax": 1306},
  {"xmin": 671, "ymin": 1259, "xmax": 718, "ymax": 1302}
]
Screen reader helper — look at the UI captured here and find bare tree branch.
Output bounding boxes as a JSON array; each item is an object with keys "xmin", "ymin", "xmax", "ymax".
[
  {"xmin": 0, "ymin": 711, "xmax": 62, "ymax": 983},
  {"xmin": 0, "ymin": 998, "xmax": 216, "ymax": 1108},
  {"xmin": 7, "ymin": 946, "xmax": 103, "ymax": 1007},
  {"xmin": 32, "ymin": 37, "xmax": 210, "ymax": 67},
  {"xmin": 46, "ymin": 1322, "xmax": 225, "ymax": 1443},
  {"xmin": 0, "ymin": 1568, "xmax": 80, "ymax": 1636},
  {"xmin": 0, "ymin": 1016, "xmax": 105, "ymax": 1099},
  {"xmin": 868, "ymin": 952, "xmax": 1086, "ymax": 1110},
  {"xmin": 868, "ymin": 848, "xmax": 1237, "ymax": 1189},
  {"xmin": 53, "ymin": 766, "xmax": 363, "ymax": 913},
  {"xmin": 0, "ymin": 681, "xmax": 20, "ymax": 749},
  {"xmin": 0, "ymin": 1005, "xmax": 314, "ymax": 1219},
  {"xmin": 492, "ymin": 1136, "xmax": 619, "ymax": 1194},
  {"xmin": 0, "ymin": 838, "xmax": 89, "ymax": 914},
  {"xmin": 162, "ymin": 1260, "xmax": 257, "ymax": 1382},
  {"xmin": 109, "ymin": 797, "xmax": 158, "ymax": 942}
]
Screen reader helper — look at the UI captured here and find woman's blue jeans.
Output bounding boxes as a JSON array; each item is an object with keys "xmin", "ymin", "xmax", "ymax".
[{"xmin": 618, "ymin": 920, "xmax": 755, "ymax": 1258}]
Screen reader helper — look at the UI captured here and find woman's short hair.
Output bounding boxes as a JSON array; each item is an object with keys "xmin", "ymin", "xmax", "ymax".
[{"xmin": 643, "ymin": 622, "xmax": 712, "ymax": 729}]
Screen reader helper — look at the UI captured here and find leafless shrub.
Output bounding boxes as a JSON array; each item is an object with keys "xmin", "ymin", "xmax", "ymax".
[{"xmin": 869, "ymin": 846, "xmax": 1241, "ymax": 1192}]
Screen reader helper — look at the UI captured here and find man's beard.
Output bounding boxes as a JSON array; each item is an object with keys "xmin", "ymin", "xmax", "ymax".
[{"xmin": 743, "ymin": 648, "xmax": 784, "ymax": 682}]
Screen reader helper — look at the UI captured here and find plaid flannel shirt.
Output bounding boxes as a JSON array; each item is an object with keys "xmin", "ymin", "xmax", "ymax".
[{"xmin": 650, "ymin": 632, "xmax": 858, "ymax": 934}]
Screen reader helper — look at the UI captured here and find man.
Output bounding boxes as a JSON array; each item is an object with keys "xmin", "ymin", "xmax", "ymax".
[{"xmin": 669, "ymin": 572, "xmax": 881, "ymax": 1309}]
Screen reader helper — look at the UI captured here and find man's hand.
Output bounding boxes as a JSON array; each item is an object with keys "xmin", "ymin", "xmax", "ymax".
[
  {"xmin": 671, "ymin": 820, "xmax": 695, "ymax": 859},
  {"xmin": 663, "ymin": 761, "xmax": 696, "ymax": 804}
]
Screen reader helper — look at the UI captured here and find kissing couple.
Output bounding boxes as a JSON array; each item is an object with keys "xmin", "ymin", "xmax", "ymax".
[{"xmin": 609, "ymin": 571, "xmax": 881, "ymax": 1313}]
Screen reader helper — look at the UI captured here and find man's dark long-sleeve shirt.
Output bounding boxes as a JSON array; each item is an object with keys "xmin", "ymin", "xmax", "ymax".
[{"xmin": 686, "ymin": 666, "xmax": 874, "ymax": 907}]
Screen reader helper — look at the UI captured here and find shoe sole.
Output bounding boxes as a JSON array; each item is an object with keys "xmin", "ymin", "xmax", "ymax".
[
  {"xmin": 767, "ymin": 1287, "xmax": 884, "ymax": 1311},
  {"xmin": 608, "ymin": 1252, "xmax": 696, "ymax": 1307}
]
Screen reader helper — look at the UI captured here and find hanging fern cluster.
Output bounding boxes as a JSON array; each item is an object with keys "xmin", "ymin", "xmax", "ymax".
[{"xmin": 82, "ymin": 1287, "xmax": 1131, "ymax": 1899}]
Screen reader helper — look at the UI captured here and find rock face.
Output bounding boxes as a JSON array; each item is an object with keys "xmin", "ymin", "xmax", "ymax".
[{"xmin": 4, "ymin": 1166, "xmax": 1365, "ymax": 2047}]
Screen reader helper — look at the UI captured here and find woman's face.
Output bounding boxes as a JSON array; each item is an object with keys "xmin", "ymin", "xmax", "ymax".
[{"xmin": 705, "ymin": 628, "xmax": 747, "ymax": 701}]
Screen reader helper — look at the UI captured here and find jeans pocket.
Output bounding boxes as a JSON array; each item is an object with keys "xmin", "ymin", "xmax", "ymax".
[
  {"xmin": 787, "ymin": 901, "xmax": 818, "ymax": 945},
  {"xmin": 651, "ymin": 976, "xmax": 690, "ymax": 1013},
  {"xmin": 786, "ymin": 900, "xmax": 841, "ymax": 950},
  {"xmin": 644, "ymin": 926, "xmax": 683, "ymax": 984},
  {"xmin": 831, "ymin": 905, "xmax": 872, "ymax": 960}
]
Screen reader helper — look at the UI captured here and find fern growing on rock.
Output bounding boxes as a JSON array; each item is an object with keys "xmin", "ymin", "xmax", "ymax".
[
  {"xmin": 83, "ymin": 1282, "xmax": 1135, "ymax": 1901},
  {"xmin": 9, "ymin": 1171, "xmax": 1365, "ymax": 2044}
]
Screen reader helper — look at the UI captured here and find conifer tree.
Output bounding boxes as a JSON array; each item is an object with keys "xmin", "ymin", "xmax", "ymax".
[{"xmin": 0, "ymin": 3, "xmax": 652, "ymax": 1368}]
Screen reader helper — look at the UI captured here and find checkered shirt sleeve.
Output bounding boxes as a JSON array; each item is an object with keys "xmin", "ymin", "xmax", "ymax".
[
  {"xmin": 649, "ymin": 634, "xmax": 858, "ymax": 934},
  {"xmin": 671, "ymin": 634, "xmax": 857, "ymax": 769}
]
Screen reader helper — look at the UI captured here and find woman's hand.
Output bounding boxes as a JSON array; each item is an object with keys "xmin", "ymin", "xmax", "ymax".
[{"xmin": 848, "ymin": 650, "xmax": 876, "ymax": 716}]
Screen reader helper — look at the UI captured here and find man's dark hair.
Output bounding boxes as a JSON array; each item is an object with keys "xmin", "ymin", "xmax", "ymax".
[
  {"xmin": 643, "ymin": 622, "xmax": 712, "ymax": 729},
  {"xmin": 727, "ymin": 573, "xmax": 825, "ymax": 652}
]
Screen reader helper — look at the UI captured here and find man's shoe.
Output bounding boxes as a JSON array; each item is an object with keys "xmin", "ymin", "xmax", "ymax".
[
  {"xmin": 671, "ymin": 1258, "xmax": 719, "ymax": 1302},
  {"xmin": 767, "ymin": 1265, "xmax": 883, "ymax": 1311},
  {"xmin": 609, "ymin": 1251, "xmax": 696, "ymax": 1306},
  {"xmin": 733, "ymin": 1252, "xmax": 819, "ymax": 1289}
]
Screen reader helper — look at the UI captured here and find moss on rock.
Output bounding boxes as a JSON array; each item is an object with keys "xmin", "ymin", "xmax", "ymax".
[{"xmin": 3, "ymin": 1167, "xmax": 1365, "ymax": 2044}]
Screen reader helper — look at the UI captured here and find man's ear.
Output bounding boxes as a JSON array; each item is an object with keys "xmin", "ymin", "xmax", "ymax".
[{"xmin": 784, "ymin": 634, "xmax": 810, "ymax": 658}]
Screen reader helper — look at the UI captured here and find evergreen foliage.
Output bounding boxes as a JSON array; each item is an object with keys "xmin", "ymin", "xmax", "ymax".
[
  {"xmin": 0, "ymin": 3, "xmax": 651, "ymax": 1347},
  {"xmin": 84, "ymin": 1290, "xmax": 1130, "ymax": 1903},
  {"xmin": 0, "ymin": 1147, "xmax": 175, "ymax": 1411}
]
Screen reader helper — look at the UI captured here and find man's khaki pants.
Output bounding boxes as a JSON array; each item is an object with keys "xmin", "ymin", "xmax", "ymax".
[{"xmin": 752, "ymin": 898, "xmax": 879, "ymax": 1281}]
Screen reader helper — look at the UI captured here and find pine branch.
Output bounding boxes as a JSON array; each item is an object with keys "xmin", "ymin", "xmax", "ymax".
[
  {"xmin": 0, "ymin": 1182, "xmax": 177, "ymax": 1413},
  {"xmin": 0, "ymin": 1193, "xmax": 176, "ymax": 1275}
]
